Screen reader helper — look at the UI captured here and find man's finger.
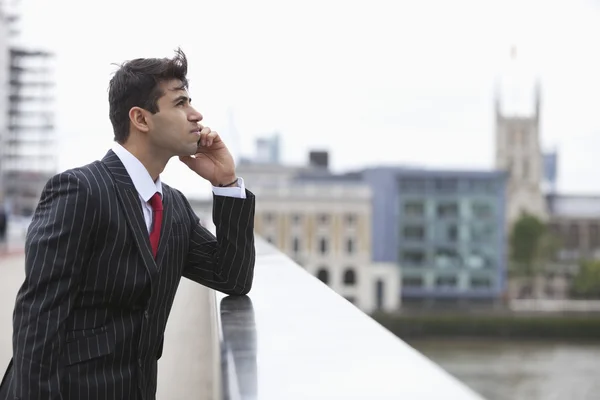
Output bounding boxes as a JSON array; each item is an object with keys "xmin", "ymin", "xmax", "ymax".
[
  {"xmin": 197, "ymin": 127, "xmax": 211, "ymax": 146},
  {"xmin": 206, "ymin": 131, "xmax": 218, "ymax": 146},
  {"xmin": 199, "ymin": 132, "xmax": 210, "ymax": 146}
]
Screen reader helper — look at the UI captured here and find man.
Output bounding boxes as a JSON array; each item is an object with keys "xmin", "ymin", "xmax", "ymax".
[
  {"xmin": 0, "ymin": 207, "xmax": 6, "ymax": 250},
  {"xmin": 0, "ymin": 48, "xmax": 255, "ymax": 400}
]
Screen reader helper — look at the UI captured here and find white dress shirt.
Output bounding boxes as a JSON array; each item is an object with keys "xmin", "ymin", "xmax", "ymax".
[{"xmin": 111, "ymin": 143, "xmax": 246, "ymax": 233}]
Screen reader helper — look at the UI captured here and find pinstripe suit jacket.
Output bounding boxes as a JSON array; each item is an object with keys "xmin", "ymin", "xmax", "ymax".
[{"xmin": 0, "ymin": 150, "xmax": 255, "ymax": 400}]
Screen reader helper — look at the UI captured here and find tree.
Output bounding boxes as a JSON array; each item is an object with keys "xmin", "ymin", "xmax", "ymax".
[
  {"xmin": 509, "ymin": 213, "xmax": 559, "ymax": 278},
  {"xmin": 571, "ymin": 260, "xmax": 600, "ymax": 299}
]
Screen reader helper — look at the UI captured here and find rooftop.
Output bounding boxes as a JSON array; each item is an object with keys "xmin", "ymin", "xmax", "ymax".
[
  {"xmin": 548, "ymin": 194, "xmax": 600, "ymax": 218},
  {"xmin": 362, "ymin": 166, "xmax": 507, "ymax": 179}
]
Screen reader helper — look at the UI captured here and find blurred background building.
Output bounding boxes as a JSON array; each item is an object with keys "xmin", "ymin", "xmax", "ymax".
[
  {"xmin": 226, "ymin": 45, "xmax": 600, "ymax": 309},
  {"xmin": 239, "ymin": 132, "xmax": 281, "ymax": 166},
  {"xmin": 2, "ymin": 2, "xmax": 600, "ymax": 398},
  {"xmin": 495, "ymin": 47, "xmax": 546, "ymax": 226},
  {"xmin": 0, "ymin": 6, "xmax": 10, "ymax": 208},
  {"xmin": 191, "ymin": 137, "xmax": 401, "ymax": 314},
  {"xmin": 0, "ymin": 0, "xmax": 57, "ymax": 216},
  {"xmin": 191, "ymin": 50, "xmax": 600, "ymax": 310},
  {"xmin": 494, "ymin": 48, "xmax": 600, "ymax": 301},
  {"xmin": 362, "ymin": 167, "xmax": 507, "ymax": 308}
]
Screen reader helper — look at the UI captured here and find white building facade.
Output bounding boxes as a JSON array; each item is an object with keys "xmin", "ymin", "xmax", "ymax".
[
  {"xmin": 0, "ymin": 11, "xmax": 10, "ymax": 204},
  {"xmin": 189, "ymin": 157, "xmax": 401, "ymax": 314},
  {"xmin": 251, "ymin": 183, "xmax": 400, "ymax": 314}
]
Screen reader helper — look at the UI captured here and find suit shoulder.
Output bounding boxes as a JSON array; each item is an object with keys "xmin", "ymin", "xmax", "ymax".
[
  {"xmin": 162, "ymin": 184, "xmax": 188, "ymax": 205},
  {"xmin": 48, "ymin": 161, "xmax": 111, "ymax": 193}
]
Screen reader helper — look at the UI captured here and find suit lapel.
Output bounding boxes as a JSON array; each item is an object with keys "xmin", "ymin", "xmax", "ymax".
[{"xmin": 101, "ymin": 150, "xmax": 159, "ymax": 279}]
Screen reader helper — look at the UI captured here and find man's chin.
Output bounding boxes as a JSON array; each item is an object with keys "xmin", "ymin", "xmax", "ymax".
[{"xmin": 179, "ymin": 144, "xmax": 200, "ymax": 157}]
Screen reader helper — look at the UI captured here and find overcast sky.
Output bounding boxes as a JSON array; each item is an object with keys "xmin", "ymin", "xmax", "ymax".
[{"xmin": 12, "ymin": 0, "xmax": 600, "ymax": 198}]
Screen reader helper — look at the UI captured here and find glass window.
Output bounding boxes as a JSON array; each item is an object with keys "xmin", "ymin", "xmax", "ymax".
[
  {"xmin": 402, "ymin": 277, "xmax": 424, "ymax": 288},
  {"xmin": 435, "ymin": 179, "xmax": 458, "ymax": 193},
  {"xmin": 472, "ymin": 201, "xmax": 494, "ymax": 219},
  {"xmin": 437, "ymin": 203, "xmax": 459, "ymax": 218},
  {"xmin": 447, "ymin": 225, "xmax": 458, "ymax": 242},
  {"xmin": 376, "ymin": 280, "xmax": 385, "ymax": 310},
  {"xmin": 317, "ymin": 213, "xmax": 329, "ymax": 225},
  {"xmin": 344, "ymin": 213, "xmax": 356, "ymax": 226},
  {"xmin": 470, "ymin": 277, "xmax": 492, "ymax": 288},
  {"xmin": 319, "ymin": 237, "xmax": 328, "ymax": 254},
  {"xmin": 400, "ymin": 178, "xmax": 427, "ymax": 192},
  {"xmin": 343, "ymin": 268, "xmax": 357, "ymax": 285},
  {"xmin": 470, "ymin": 224, "xmax": 495, "ymax": 243},
  {"xmin": 435, "ymin": 276, "xmax": 457, "ymax": 288},
  {"xmin": 469, "ymin": 180, "xmax": 497, "ymax": 193},
  {"xmin": 404, "ymin": 201, "xmax": 425, "ymax": 217},
  {"xmin": 435, "ymin": 248, "xmax": 461, "ymax": 268},
  {"xmin": 402, "ymin": 250, "xmax": 426, "ymax": 266},
  {"xmin": 465, "ymin": 251, "xmax": 494, "ymax": 269},
  {"xmin": 346, "ymin": 238, "xmax": 354, "ymax": 254},
  {"xmin": 317, "ymin": 268, "xmax": 329, "ymax": 284},
  {"xmin": 291, "ymin": 214, "xmax": 302, "ymax": 225},
  {"xmin": 403, "ymin": 225, "xmax": 426, "ymax": 240}
]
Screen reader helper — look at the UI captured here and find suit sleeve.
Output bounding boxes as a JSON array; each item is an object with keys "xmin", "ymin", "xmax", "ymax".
[
  {"xmin": 182, "ymin": 190, "xmax": 256, "ymax": 296},
  {"xmin": 11, "ymin": 172, "xmax": 96, "ymax": 399}
]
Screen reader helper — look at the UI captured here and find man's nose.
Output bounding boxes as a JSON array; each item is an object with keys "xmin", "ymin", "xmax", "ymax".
[{"xmin": 189, "ymin": 108, "xmax": 203, "ymax": 122}]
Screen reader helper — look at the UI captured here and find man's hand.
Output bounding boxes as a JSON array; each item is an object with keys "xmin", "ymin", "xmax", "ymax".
[{"xmin": 179, "ymin": 126, "xmax": 237, "ymax": 186}]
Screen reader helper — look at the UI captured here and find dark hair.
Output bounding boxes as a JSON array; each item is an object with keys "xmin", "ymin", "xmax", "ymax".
[{"xmin": 108, "ymin": 48, "xmax": 189, "ymax": 143}]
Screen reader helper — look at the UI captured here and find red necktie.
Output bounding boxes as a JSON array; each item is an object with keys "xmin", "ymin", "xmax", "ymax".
[{"xmin": 149, "ymin": 192, "xmax": 163, "ymax": 258}]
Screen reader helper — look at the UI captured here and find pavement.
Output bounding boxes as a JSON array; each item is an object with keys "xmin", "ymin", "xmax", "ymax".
[
  {"xmin": 0, "ymin": 254, "xmax": 25, "ymax": 370},
  {"xmin": 0, "ymin": 221, "xmax": 27, "ymax": 371},
  {"xmin": 0, "ymin": 219, "xmax": 27, "ymax": 259}
]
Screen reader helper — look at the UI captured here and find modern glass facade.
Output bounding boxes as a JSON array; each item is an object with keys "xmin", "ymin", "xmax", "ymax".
[{"xmin": 362, "ymin": 168, "xmax": 507, "ymax": 301}]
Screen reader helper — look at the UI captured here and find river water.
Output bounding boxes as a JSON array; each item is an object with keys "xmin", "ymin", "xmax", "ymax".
[{"xmin": 410, "ymin": 339, "xmax": 600, "ymax": 400}]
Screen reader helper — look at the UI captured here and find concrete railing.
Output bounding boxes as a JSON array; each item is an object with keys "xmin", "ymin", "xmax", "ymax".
[
  {"xmin": 156, "ymin": 280, "xmax": 221, "ymax": 399},
  {"xmin": 160, "ymin": 235, "xmax": 485, "ymax": 399},
  {"xmin": 2, "ymin": 220, "xmax": 485, "ymax": 399}
]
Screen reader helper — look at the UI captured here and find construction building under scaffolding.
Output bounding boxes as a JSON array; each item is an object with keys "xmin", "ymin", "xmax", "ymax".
[{"xmin": 0, "ymin": 0, "xmax": 57, "ymax": 216}]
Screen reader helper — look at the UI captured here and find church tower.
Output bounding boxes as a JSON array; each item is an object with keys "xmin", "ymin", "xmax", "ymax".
[{"xmin": 495, "ymin": 46, "xmax": 547, "ymax": 226}]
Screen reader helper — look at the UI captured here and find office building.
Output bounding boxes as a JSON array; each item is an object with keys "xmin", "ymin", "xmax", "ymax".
[{"xmin": 362, "ymin": 167, "xmax": 507, "ymax": 305}]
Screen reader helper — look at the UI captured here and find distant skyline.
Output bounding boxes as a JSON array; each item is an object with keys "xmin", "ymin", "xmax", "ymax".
[{"xmin": 10, "ymin": 0, "xmax": 600, "ymax": 198}]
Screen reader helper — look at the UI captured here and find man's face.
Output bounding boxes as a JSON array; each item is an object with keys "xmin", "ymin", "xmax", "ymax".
[{"xmin": 146, "ymin": 79, "xmax": 203, "ymax": 157}]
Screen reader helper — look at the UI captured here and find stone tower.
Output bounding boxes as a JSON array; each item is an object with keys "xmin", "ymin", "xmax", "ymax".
[{"xmin": 495, "ymin": 47, "xmax": 547, "ymax": 226}]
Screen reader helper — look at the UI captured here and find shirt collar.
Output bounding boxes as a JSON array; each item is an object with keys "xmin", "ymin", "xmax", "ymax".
[{"xmin": 111, "ymin": 142, "xmax": 162, "ymax": 202}]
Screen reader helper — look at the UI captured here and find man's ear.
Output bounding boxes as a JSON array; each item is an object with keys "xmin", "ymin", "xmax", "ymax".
[{"xmin": 129, "ymin": 107, "xmax": 151, "ymax": 133}]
